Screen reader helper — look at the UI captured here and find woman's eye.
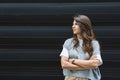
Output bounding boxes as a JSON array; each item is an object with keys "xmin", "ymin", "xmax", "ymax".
[{"xmin": 75, "ymin": 23, "xmax": 78, "ymax": 25}]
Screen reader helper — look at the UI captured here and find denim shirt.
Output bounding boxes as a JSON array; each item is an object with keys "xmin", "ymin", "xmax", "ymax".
[{"xmin": 60, "ymin": 38, "xmax": 103, "ymax": 80}]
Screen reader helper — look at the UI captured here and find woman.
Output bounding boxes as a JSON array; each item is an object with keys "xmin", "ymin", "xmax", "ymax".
[{"xmin": 60, "ymin": 14, "xmax": 103, "ymax": 80}]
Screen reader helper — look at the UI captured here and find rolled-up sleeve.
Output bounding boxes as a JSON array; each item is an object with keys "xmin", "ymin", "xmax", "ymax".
[
  {"xmin": 60, "ymin": 47, "xmax": 69, "ymax": 58},
  {"xmin": 59, "ymin": 39, "xmax": 71, "ymax": 58},
  {"xmin": 93, "ymin": 40, "xmax": 103, "ymax": 66}
]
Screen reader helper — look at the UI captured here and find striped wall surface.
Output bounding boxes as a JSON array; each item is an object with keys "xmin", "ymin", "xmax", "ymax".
[{"xmin": 0, "ymin": 2, "xmax": 120, "ymax": 80}]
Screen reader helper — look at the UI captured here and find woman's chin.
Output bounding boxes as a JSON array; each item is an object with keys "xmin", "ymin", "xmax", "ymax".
[{"xmin": 73, "ymin": 31, "xmax": 76, "ymax": 34}]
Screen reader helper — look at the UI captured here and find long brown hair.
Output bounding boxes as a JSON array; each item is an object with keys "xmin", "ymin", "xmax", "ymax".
[{"xmin": 73, "ymin": 14, "xmax": 95, "ymax": 56}]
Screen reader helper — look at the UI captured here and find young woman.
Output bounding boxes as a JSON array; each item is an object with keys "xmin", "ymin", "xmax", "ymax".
[{"xmin": 60, "ymin": 14, "xmax": 103, "ymax": 80}]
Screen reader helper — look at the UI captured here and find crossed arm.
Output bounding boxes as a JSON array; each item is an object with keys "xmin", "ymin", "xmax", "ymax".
[{"xmin": 60, "ymin": 55, "xmax": 99, "ymax": 71}]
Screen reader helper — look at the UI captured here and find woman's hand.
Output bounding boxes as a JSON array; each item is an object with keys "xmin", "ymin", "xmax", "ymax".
[
  {"xmin": 89, "ymin": 55, "xmax": 99, "ymax": 69},
  {"xmin": 90, "ymin": 55, "xmax": 98, "ymax": 60}
]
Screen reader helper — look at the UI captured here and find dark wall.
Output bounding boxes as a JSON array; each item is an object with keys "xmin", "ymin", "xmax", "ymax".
[
  {"xmin": 0, "ymin": 0, "xmax": 120, "ymax": 3},
  {"xmin": 0, "ymin": 1, "xmax": 120, "ymax": 80}
]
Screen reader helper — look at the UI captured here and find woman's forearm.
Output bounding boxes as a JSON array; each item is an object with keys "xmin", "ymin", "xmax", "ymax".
[
  {"xmin": 61, "ymin": 60, "xmax": 89, "ymax": 70},
  {"xmin": 61, "ymin": 56, "xmax": 89, "ymax": 70},
  {"xmin": 69, "ymin": 59, "xmax": 99, "ymax": 69}
]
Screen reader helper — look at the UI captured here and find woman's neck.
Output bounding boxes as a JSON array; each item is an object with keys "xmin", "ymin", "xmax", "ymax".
[{"xmin": 77, "ymin": 35, "xmax": 82, "ymax": 39}]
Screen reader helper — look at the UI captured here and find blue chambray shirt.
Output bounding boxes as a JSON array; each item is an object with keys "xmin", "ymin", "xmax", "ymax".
[{"xmin": 60, "ymin": 38, "xmax": 103, "ymax": 80}]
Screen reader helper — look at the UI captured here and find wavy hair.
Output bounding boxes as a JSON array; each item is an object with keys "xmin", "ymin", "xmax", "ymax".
[{"xmin": 73, "ymin": 14, "xmax": 96, "ymax": 56}]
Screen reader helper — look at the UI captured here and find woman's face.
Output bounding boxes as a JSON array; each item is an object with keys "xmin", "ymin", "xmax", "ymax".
[{"xmin": 72, "ymin": 20, "xmax": 81, "ymax": 35}]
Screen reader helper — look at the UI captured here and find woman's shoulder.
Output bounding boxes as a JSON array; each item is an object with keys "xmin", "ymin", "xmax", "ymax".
[
  {"xmin": 92, "ymin": 39, "xmax": 100, "ymax": 46},
  {"xmin": 63, "ymin": 37, "xmax": 73, "ymax": 47},
  {"xmin": 64, "ymin": 37, "xmax": 74, "ymax": 43},
  {"xmin": 92, "ymin": 39, "xmax": 99, "ymax": 43}
]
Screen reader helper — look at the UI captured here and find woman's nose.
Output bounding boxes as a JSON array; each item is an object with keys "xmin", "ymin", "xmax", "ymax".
[{"xmin": 72, "ymin": 25, "xmax": 75, "ymax": 28}]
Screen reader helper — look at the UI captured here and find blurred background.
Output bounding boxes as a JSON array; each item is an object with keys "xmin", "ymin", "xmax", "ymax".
[{"xmin": 0, "ymin": 0, "xmax": 120, "ymax": 80}]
